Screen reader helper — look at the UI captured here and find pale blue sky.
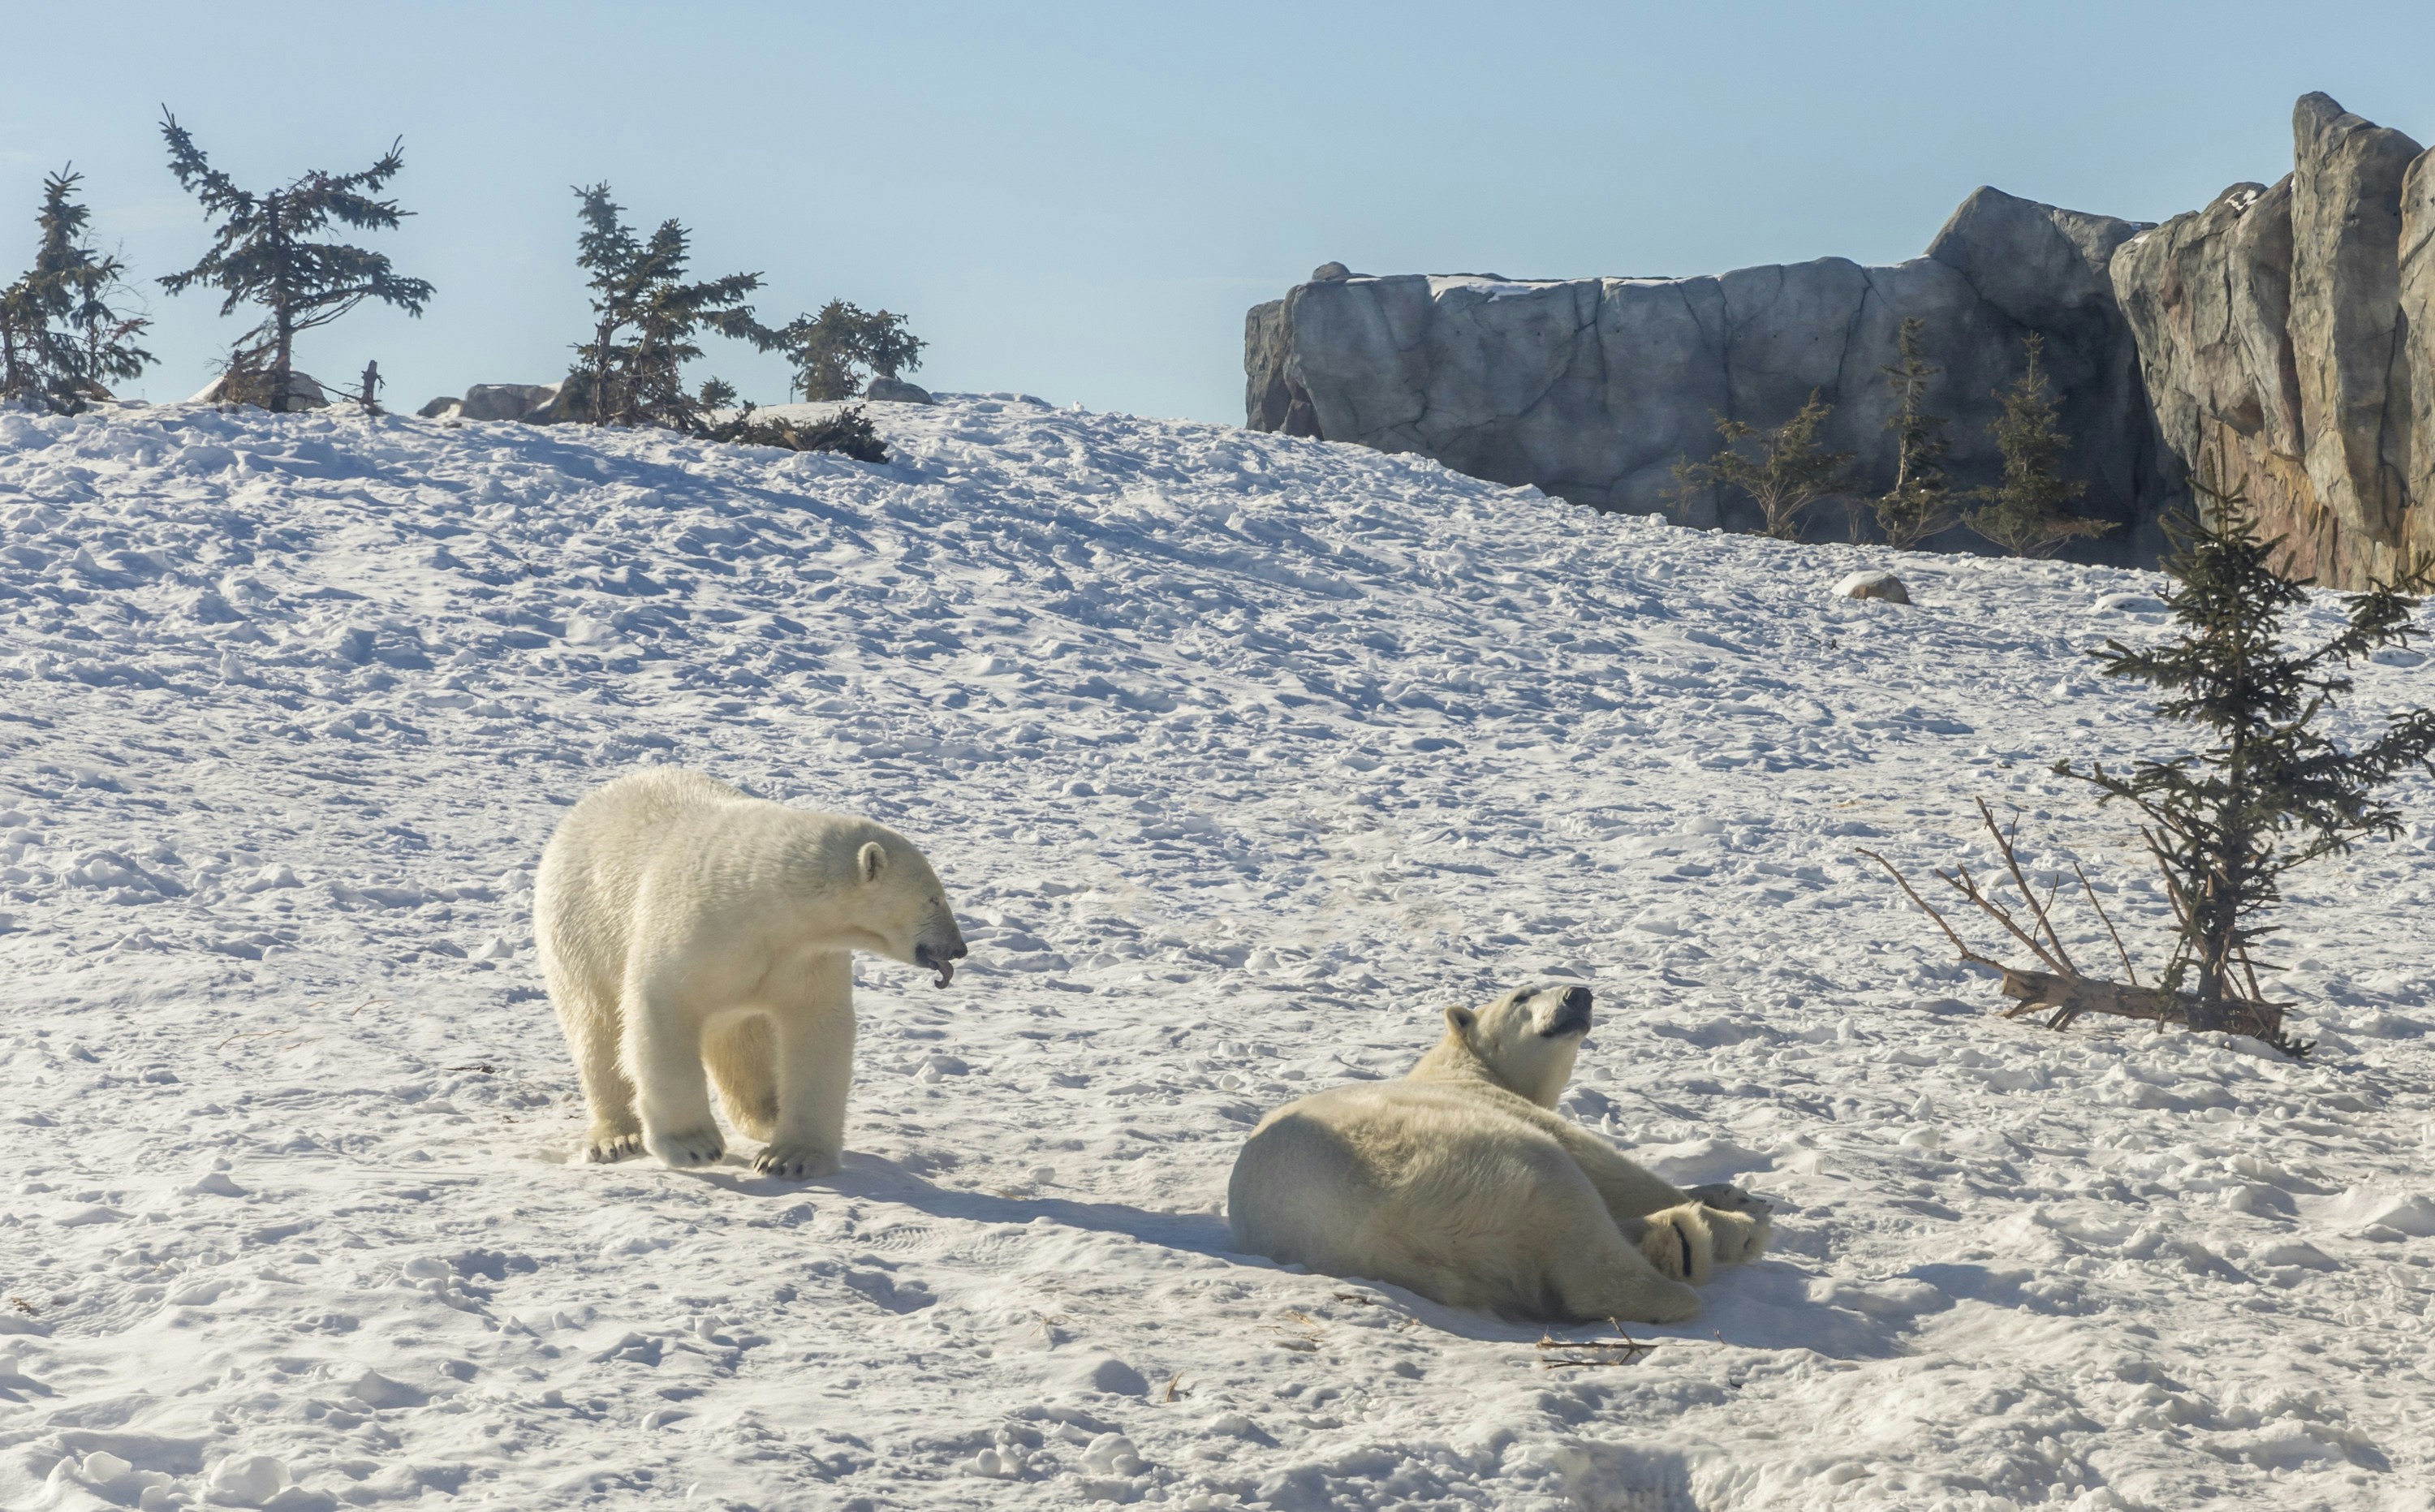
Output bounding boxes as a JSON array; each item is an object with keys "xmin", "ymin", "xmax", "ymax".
[{"xmin": 3, "ymin": 2, "xmax": 2428, "ymax": 423}]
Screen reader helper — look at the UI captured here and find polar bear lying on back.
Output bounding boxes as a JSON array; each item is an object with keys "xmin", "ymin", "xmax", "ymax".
[
  {"xmin": 1228, "ymin": 983, "xmax": 1769, "ymax": 1323},
  {"xmin": 535, "ymin": 768, "xmax": 967, "ymax": 1178}
]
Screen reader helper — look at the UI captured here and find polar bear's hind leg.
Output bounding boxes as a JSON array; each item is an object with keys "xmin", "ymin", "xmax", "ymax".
[
  {"xmin": 550, "ymin": 975, "xmax": 642, "ymax": 1163},
  {"xmin": 705, "ymin": 1017, "xmax": 780, "ymax": 1142}
]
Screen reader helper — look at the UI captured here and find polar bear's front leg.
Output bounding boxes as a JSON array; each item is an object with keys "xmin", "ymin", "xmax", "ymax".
[
  {"xmin": 753, "ymin": 954, "xmax": 855, "ymax": 1180},
  {"xmin": 623, "ymin": 988, "xmax": 725, "ymax": 1169}
]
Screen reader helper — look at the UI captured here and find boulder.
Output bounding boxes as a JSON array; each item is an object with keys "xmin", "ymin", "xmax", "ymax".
[
  {"xmin": 2113, "ymin": 93, "xmax": 2434, "ymax": 587},
  {"xmin": 186, "ymin": 368, "xmax": 328, "ymax": 410},
  {"xmin": 1835, "ymin": 570, "xmax": 1911, "ymax": 605},
  {"xmin": 864, "ymin": 376, "xmax": 934, "ymax": 404},
  {"xmin": 416, "ymin": 394, "xmax": 462, "ymax": 420},
  {"xmin": 1247, "ymin": 188, "xmax": 2168, "ymax": 562},
  {"xmin": 459, "ymin": 382, "xmax": 562, "ymax": 422}
]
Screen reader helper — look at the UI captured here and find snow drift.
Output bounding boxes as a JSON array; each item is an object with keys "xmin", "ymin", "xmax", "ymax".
[{"xmin": 2, "ymin": 395, "xmax": 2432, "ymax": 1509}]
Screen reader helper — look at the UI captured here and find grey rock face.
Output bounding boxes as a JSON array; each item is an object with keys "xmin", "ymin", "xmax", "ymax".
[
  {"xmin": 2403, "ymin": 149, "xmax": 2435, "ymax": 522},
  {"xmin": 864, "ymin": 376, "xmax": 935, "ymax": 404},
  {"xmin": 2291, "ymin": 93, "xmax": 2422, "ymax": 546},
  {"xmin": 416, "ymin": 394, "xmax": 462, "ymax": 419},
  {"xmin": 2114, "ymin": 94, "xmax": 2433, "ymax": 587},
  {"xmin": 1248, "ymin": 188, "xmax": 2167, "ymax": 560}
]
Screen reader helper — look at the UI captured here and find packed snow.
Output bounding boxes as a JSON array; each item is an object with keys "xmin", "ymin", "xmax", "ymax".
[{"xmin": 2, "ymin": 395, "xmax": 2432, "ymax": 1511}]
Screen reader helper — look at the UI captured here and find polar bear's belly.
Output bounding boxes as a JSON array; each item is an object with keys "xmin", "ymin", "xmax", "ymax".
[{"xmin": 1226, "ymin": 1083, "xmax": 1599, "ymax": 1313}]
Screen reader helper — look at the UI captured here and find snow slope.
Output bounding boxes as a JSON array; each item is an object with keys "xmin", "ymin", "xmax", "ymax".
[{"xmin": 2, "ymin": 396, "xmax": 2433, "ymax": 1512}]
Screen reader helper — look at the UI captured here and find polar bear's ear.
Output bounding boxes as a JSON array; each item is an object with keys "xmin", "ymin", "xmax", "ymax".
[
  {"xmin": 858, "ymin": 841, "xmax": 888, "ymax": 884},
  {"xmin": 1444, "ymin": 1005, "xmax": 1476, "ymax": 1036}
]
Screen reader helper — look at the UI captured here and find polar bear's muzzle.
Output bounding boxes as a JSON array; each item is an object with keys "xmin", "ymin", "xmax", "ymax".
[
  {"xmin": 915, "ymin": 936, "xmax": 967, "ymax": 989},
  {"xmin": 1538, "ymin": 984, "xmax": 1593, "ymax": 1039}
]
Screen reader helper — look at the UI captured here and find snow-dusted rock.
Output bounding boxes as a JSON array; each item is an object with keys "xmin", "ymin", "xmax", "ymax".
[{"xmin": 1835, "ymin": 570, "xmax": 1911, "ymax": 604}]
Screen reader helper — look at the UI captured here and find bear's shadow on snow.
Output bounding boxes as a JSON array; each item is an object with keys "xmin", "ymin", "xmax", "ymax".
[
  {"xmin": 677, "ymin": 1158, "xmax": 1903, "ymax": 1359},
  {"xmin": 690, "ymin": 1152, "xmax": 1235, "ymax": 1256}
]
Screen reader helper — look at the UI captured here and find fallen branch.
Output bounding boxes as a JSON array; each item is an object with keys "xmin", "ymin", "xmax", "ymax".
[
  {"xmin": 1859, "ymin": 803, "xmax": 2303, "ymax": 1054},
  {"xmin": 1537, "ymin": 1320, "xmax": 1657, "ymax": 1369}
]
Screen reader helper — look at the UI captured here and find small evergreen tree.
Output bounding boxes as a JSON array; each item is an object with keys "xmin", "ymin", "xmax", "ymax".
[
  {"xmin": 156, "ymin": 114, "xmax": 433, "ymax": 412},
  {"xmin": 1668, "ymin": 390, "xmax": 1854, "ymax": 540},
  {"xmin": 1963, "ymin": 334, "xmax": 2111, "ymax": 557},
  {"xmin": 774, "ymin": 299, "xmax": 924, "ymax": 401},
  {"xmin": 563, "ymin": 184, "xmax": 768, "ymax": 431},
  {"xmin": 2061, "ymin": 463, "xmax": 2435, "ymax": 1042},
  {"xmin": 1865, "ymin": 463, "xmax": 2435, "ymax": 1058},
  {"xmin": 0, "ymin": 169, "xmax": 153, "ymax": 415},
  {"xmin": 1872, "ymin": 317, "xmax": 1954, "ymax": 549}
]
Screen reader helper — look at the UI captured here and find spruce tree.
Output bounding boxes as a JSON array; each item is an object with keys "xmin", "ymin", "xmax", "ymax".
[
  {"xmin": 774, "ymin": 300, "xmax": 924, "ymax": 401},
  {"xmin": 0, "ymin": 169, "xmax": 153, "ymax": 415},
  {"xmin": 1668, "ymin": 390, "xmax": 1854, "ymax": 540},
  {"xmin": 2060, "ymin": 464, "xmax": 2435, "ymax": 1043},
  {"xmin": 1963, "ymin": 334, "xmax": 2111, "ymax": 557},
  {"xmin": 564, "ymin": 184, "xmax": 768, "ymax": 432},
  {"xmin": 156, "ymin": 114, "xmax": 433, "ymax": 412},
  {"xmin": 1871, "ymin": 317, "xmax": 1954, "ymax": 549}
]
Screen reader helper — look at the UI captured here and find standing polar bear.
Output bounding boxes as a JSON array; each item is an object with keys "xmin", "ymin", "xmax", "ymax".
[
  {"xmin": 534, "ymin": 768, "xmax": 967, "ymax": 1177},
  {"xmin": 1228, "ymin": 983, "xmax": 1769, "ymax": 1323}
]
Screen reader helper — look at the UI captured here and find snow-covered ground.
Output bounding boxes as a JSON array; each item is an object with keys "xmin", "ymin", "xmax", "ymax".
[{"xmin": 2, "ymin": 395, "xmax": 2432, "ymax": 1512}]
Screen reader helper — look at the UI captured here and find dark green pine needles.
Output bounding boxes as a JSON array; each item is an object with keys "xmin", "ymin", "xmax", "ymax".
[
  {"xmin": 0, "ymin": 169, "xmax": 153, "ymax": 415},
  {"xmin": 564, "ymin": 184, "xmax": 767, "ymax": 432},
  {"xmin": 157, "ymin": 112, "xmax": 433, "ymax": 411},
  {"xmin": 2061, "ymin": 465, "xmax": 2435, "ymax": 1043}
]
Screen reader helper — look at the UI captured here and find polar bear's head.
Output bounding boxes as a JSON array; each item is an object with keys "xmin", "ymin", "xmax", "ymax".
[
  {"xmin": 1442, "ymin": 983, "xmax": 1592, "ymax": 1108},
  {"xmin": 839, "ymin": 825, "xmax": 968, "ymax": 988}
]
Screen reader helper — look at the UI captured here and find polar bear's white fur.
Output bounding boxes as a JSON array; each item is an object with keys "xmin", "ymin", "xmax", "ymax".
[
  {"xmin": 534, "ymin": 768, "xmax": 967, "ymax": 1177},
  {"xmin": 1227, "ymin": 984, "xmax": 1770, "ymax": 1323}
]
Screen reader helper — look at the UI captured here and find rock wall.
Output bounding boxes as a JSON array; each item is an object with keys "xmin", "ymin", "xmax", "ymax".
[
  {"xmin": 1247, "ymin": 93, "xmax": 2435, "ymax": 584},
  {"xmin": 2113, "ymin": 94, "xmax": 2434, "ymax": 586},
  {"xmin": 1246, "ymin": 190, "xmax": 2174, "ymax": 562}
]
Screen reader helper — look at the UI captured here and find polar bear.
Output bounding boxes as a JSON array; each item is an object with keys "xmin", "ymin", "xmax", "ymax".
[
  {"xmin": 533, "ymin": 768, "xmax": 967, "ymax": 1178},
  {"xmin": 1227, "ymin": 984, "xmax": 1770, "ymax": 1323}
]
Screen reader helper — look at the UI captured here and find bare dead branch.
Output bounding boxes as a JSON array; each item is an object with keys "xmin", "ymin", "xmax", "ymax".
[
  {"xmin": 1855, "ymin": 849, "xmax": 2004, "ymax": 970},
  {"xmin": 2071, "ymin": 860, "xmax": 2140, "ymax": 987}
]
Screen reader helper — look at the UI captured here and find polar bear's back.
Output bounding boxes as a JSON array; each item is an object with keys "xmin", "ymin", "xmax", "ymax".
[
  {"xmin": 1227, "ymin": 1080, "xmax": 1605, "ymax": 1316},
  {"xmin": 534, "ymin": 769, "xmax": 758, "ymax": 1003}
]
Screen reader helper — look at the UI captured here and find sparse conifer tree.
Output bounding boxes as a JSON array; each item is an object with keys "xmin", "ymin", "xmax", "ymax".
[
  {"xmin": 1963, "ymin": 334, "xmax": 2111, "ymax": 557},
  {"xmin": 156, "ymin": 113, "xmax": 433, "ymax": 412},
  {"xmin": 563, "ymin": 185, "xmax": 769, "ymax": 432},
  {"xmin": 0, "ymin": 169, "xmax": 153, "ymax": 415},
  {"xmin": 1668, "ymin": 390, "xmax": 1854, "ymax": 541},
  {"xmin": 1872, "ymin": 317, "xmax": 1954, "ymax": 549},
  {"xmin": 1869, "ymin": 462, "xmax": 2435, "ymax": 1058},
  {"xmin": 774, "ymin": 300, "xmax": 924, "ymax": 401},
  {"xmin": 2061, "ymin": 464, "xmax": 2435, "ymax": 1043}
]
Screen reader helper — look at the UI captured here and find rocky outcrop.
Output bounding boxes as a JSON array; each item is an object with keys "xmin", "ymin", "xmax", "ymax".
[
  {"xmin": 1248, "ymin": 93, "xmax": 2435, "ymax": 584},
  {"xmin": 1247, "ymin": 192, "xmax": 2171, "ymax": 561},
  {"xmin": 418, "ymin": 382, "xmax": 564, "ymax": 423},
  {"xmin": 2113, "ymin": 93, "xmax": 2432, "ymax": 586}
]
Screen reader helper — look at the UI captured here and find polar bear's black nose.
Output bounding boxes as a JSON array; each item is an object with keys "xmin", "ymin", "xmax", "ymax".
[{"xmin": 1561, "ymin": 985, "xmax": 1592, "ymax": 1014}]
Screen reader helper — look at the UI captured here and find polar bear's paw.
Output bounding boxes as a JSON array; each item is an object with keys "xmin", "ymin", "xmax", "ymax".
[
  {"xmin": 1684, "ymin": 1184, "xmax": 1773, "ymax": 1266},
  {"xmin": 584, "ymin": 1129, "xmax": 644, "ymax": 1164},
  {"xmin": 649, "ymin": 1126, "xmax": 726, "ymax": 1169},
  {"xmin": 752, "ymin": 1143, "xmax": 841, "ymax": 1181},
  {"xmin": 1687, "ymin": 1182, "xmax": 1771, "ymax": 1219},
  {"xmin": 1637, "ymin": 1203, "xmax": 1717, "ymax": 1285},
  {"xmin": 1704, "ymin": 1205, "xmax": 1771, "ymax": 1267}
]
